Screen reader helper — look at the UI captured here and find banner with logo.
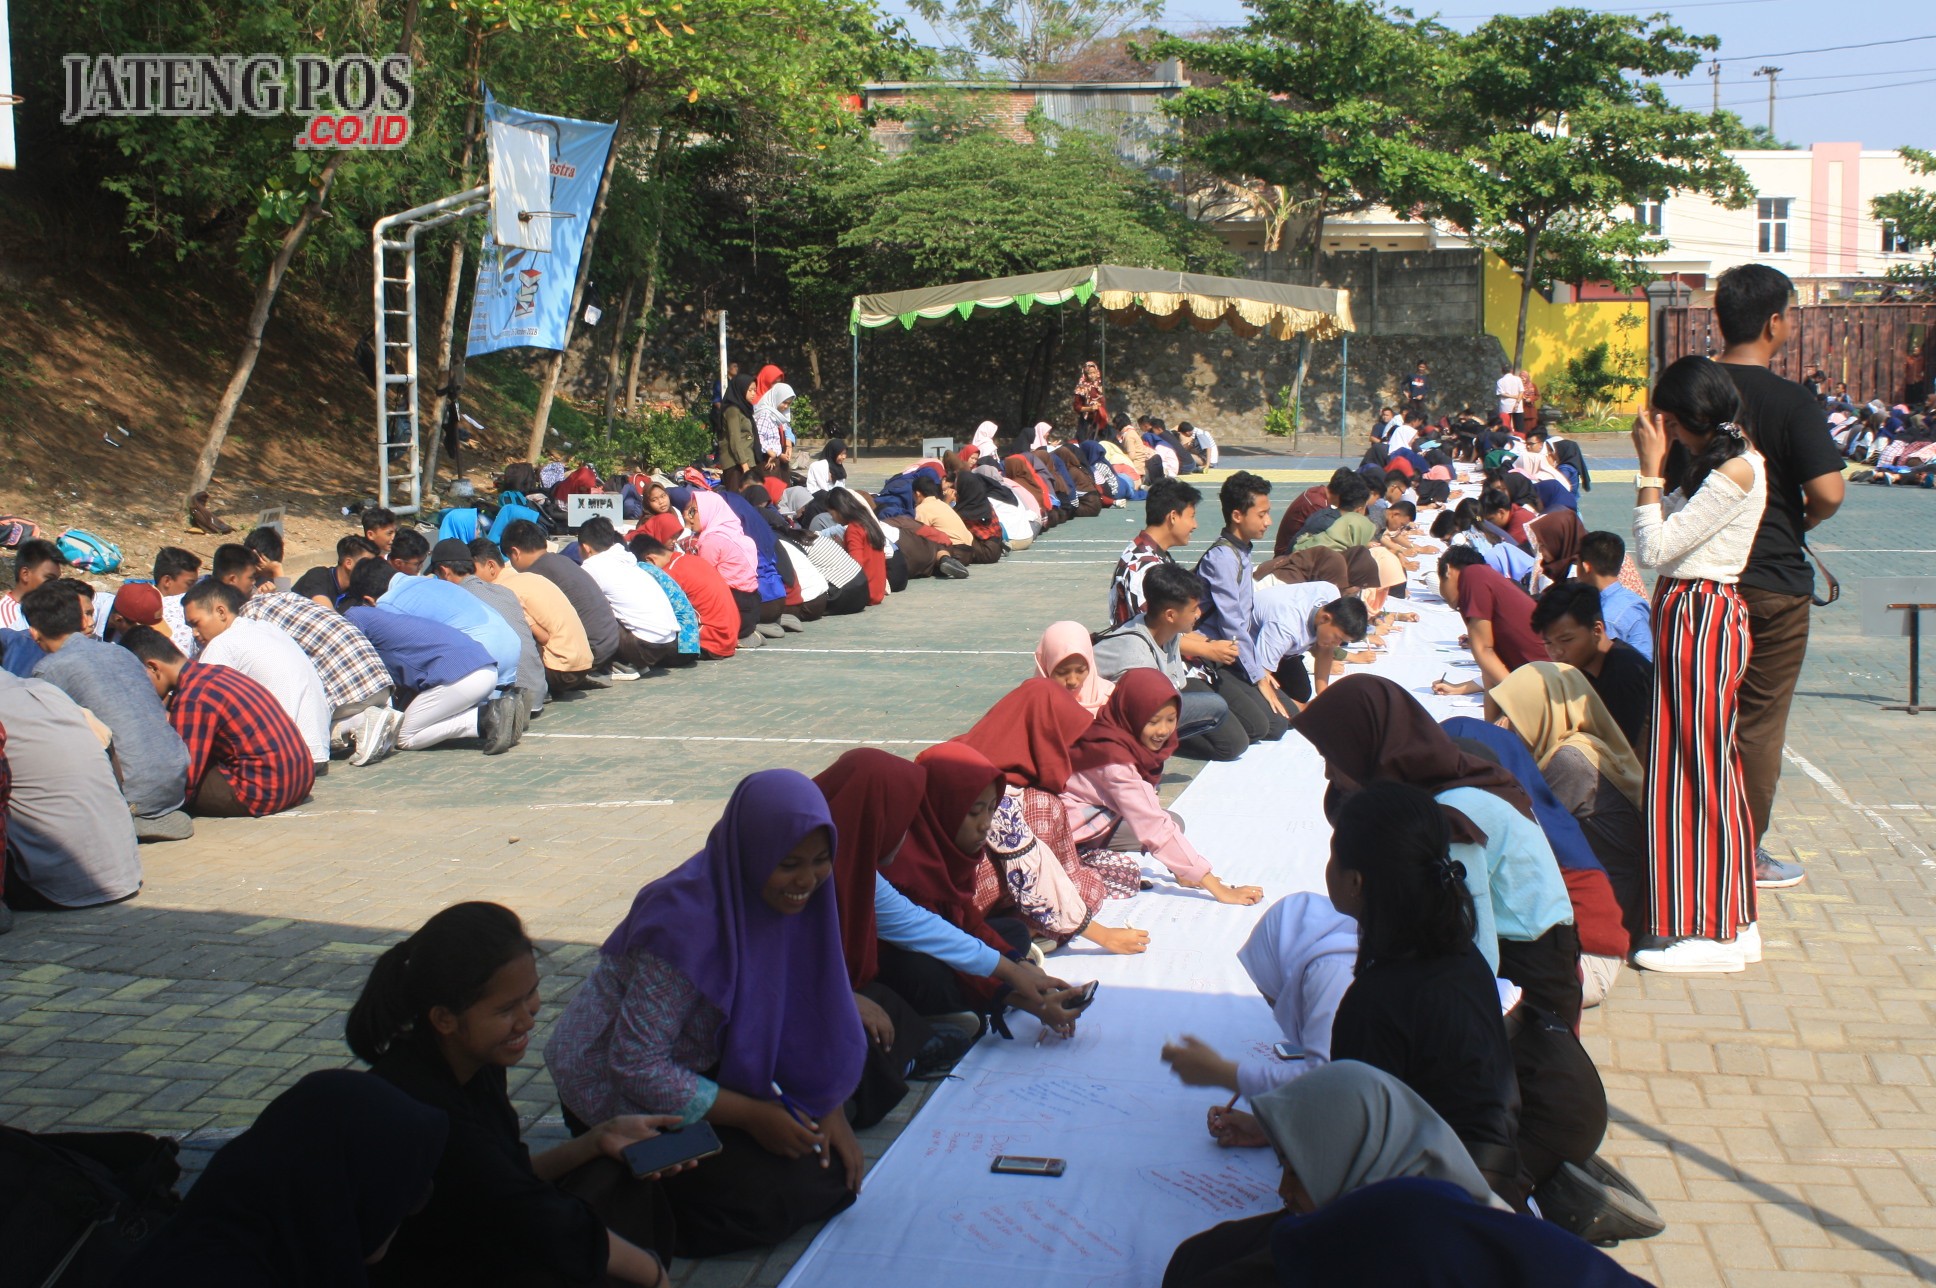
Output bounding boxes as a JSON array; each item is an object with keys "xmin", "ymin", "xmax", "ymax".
[{"xmin": 465, "ymin": 88, "xmax": 615, "ymax": 358}]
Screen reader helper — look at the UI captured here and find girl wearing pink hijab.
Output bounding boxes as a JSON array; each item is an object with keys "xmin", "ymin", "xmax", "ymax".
[
  {"xmin": 1033, "ymin": 621, "xmax": 1114, "ymax": 716},
  {"xmin": 971, "ymin": 421, "xmax": 1000, "ymax": 456},
  {"xmin": 672, "ymin": 487, "xmax": 762, "ymax": 642}
]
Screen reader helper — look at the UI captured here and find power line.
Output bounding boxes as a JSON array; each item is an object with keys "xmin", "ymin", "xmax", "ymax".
[
  {"xmin": 1714, "ymin": 33, "xmax": 1936, "ymax": 63},
  {"xmin": 1715, "ymin": 73, "xmax": 1936, "ymax": 108}
]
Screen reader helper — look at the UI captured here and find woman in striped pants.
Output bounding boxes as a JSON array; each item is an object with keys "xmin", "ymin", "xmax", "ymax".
[{"xmin": 1629, "ymin": 356, "xmax": 1769, "ymax": 975}]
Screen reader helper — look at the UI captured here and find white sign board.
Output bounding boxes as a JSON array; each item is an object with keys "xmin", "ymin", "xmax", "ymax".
[
  {"xmin": 1861, "ymin": 577, "xmax": 1936, "ymax": 638},
  {"xmin": 254, "ymin": 505, "xmax": 286, "ymax": 536},
  {"xmin": 567, "ymin": 493, "xmax": 622, "ymax": 528},
  {"xmin": 488, "ymin": 119, "xmax": 554, "ymax": 253},
  {"xmin": 921, "ymin": 437, "xmax": 954, "ymax": 458},
  {"xmin": 0, "ymin": 0, "xmax": 15, "ymax": 171}
]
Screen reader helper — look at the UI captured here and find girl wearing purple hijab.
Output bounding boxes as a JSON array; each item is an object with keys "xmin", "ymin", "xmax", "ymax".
[{"xmin": 544, "ymin": 770, "xmax": 867, "ymax": 1257}]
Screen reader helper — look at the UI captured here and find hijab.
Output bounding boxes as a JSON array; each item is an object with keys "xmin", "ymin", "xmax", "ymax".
[
  {"xmin": 722, "ymin": 488, "xmax": 780, "ymax": 562},
  {"xmin": 815, "ymin": 749, "xmax": 927, "ymax": 990},
  {"xmin": 885, "ymin": 743, "xmax": 1008, "ymax": 953},
  {"xmin": 1031, "ymin": 422, "xmax": 1053, "ymax": 449},
  {"xmin": 1341, "ymin": 545, "xmax": 1382, "ymax": 591},
  {"xmin": 114, "ymin": 1070, "xmax": 447, "ymax": 1288},
  {"xmin": 1070, "ymin": 667, "xmax": 1178, "ymax": 785},
  {"xmin": 1055, "ymin": 444, "xmax": 1100, "ymax": 495},
  {"xmin": 1367, "ymin": 545, "xmax": 1405, "ymax": 590},
  {"xmin": 755, "ymin": 380, "xmax": 795, "ymax": 419},
  {"xmin": 972, "ymin": 421, "xmax": 999, "ymax": 455},
  {"xmin": 1490, "ymin": 662, "xmax": 1644, "ymax": 808},
  {"xmin": 1237, "ymin": 893, "xmax": 1359, "ymax": 1053},
  {"xmin": 1526, "ymin": 506, "xmax": 1587, "ymax": 581},
  {"xmin": 955, "ymin": 677, "xmax": 1094, "ymax": 794},
  {"xmin": 1292, "ymin": 674, "xmax": 1535, "ymax": 843},
  {"xmin": 1002, "ymin": 455, "xmax": 1052, "ymax": 511},
  {"xmin": 1533, "ymin": 478, "xmax": 1577, "ymax": 513},
  {"xmin": 1270, "ymin": 1177, "xmax": 1653, "ymax": 1288},
  {"xmin": 1438, "ymin": 718, "xmax": 1604, "ymax": 874},
  {"xmin": 1256, "ymin": 547, "xmax": 1350, "ymax": 588},
  {"xmin": 1078, "ymin": 439, "xmax": 1106, "ymax": 469},
  {"xmin": 749, "ymin": 364, "xmax": 784, "ymax": 407},
  {"xmin": 951, "ymin": 469, "xmax": 996, "ymax": 525},
  {"xmin": 687, "ymin": 489, "xmax": 759, "ymax": 592},
  {"xmin": 722, "ymin": 373, "xmax": 757, "ymax": 419},
  {"xmin": 1254, "ymin": 1060, "xmax": 1502, "ymax": 1210},
  {"xmin": 600, "ymin": 769, "xmax": 863, "ymax": 1115},
  {"xmin": 1033, "ymin": 620, "xmax": 1115, "ymax": 716}
]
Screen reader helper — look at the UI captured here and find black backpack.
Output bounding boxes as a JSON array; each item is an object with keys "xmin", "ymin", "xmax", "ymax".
[{"xmin": 0, "ymin": 1127, "xmax": 181, "ymax": 1286}]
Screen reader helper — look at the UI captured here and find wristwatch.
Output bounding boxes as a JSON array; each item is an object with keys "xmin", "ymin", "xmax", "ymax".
[{"xmin": 1635, "ymin": 476, "xmax": 1665, "ymax": 490}]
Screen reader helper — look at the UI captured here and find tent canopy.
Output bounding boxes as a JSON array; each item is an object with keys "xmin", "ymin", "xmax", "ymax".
[{"xmin": 851, "ymin": 264, "xmax": 1354, "ymax": 342}]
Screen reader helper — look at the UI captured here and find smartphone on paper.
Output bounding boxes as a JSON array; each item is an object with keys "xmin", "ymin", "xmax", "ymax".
[
  {"xmin": 1271, "ymin": 1042, "xmax": 1306, "ymax": 1061},
  {"xmin": 620, "ymin": 1122, "xmax": 724, "ymax": 1178},
  {"xmin": 1067, "ymin": 980, "xmax": 1100, "ymax": 1011},
  {"xmin": 991, "ymin": 1155, "xmax": 1067, "ymax": 1177}
]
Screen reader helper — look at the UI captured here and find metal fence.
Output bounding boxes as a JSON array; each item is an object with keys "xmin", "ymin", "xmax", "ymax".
[{"xmin": 1659, "ymin": 303, "xmax": 1936, "ymax": 406}]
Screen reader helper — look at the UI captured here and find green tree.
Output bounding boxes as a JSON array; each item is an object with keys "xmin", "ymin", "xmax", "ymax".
[
  {"xmin": 1436, "ymin": 9, "xmax": 1753, "ymax": 368},
  {"xmin": 908, "ymin": 0, "xmax": 1165, "ymax": 79},
  {"xmin": 1873, "ymin": 146, "xmax": 1936, "ymax": 281}
]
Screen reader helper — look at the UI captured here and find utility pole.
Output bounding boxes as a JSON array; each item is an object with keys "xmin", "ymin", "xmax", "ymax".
[
  {"xmin": 1709, "ymin": 59, "xmax": 1720, "ymax": 116},
  {"xmin": 1754, "ymin": 65, "xmax": 1782, "ymax": 137}
]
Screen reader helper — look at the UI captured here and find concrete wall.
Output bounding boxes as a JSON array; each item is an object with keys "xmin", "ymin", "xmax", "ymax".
[
  {"xmin": 1480, "ymin": 252, "xmax": 1648, "ymax": 412},
  {"xmin": 1224, "ymin": 248, "xmax": 1484, "ymax": 338}
]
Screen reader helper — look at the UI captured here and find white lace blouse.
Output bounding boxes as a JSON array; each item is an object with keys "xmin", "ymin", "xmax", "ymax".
[{"xmin": 1632, "ymin": 450, "xmax": 1767, "ymax": 584}]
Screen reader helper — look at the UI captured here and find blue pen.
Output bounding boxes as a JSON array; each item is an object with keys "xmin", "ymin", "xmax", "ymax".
[{"xmin": 770, "ymin": 1081, "xmax": 824, "ymax": 1155}]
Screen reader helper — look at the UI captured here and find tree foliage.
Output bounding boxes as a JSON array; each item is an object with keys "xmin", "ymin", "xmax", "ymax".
[
  {"xmin": 909, "ymin": 0, "xmax": 1165, "ymax": 78},
  {"xmin": 1873, "ymin": 147, "xmax": 1936, "ymax": 281}
]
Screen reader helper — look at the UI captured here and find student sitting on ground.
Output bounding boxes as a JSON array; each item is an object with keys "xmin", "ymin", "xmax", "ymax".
[
  {"xmin": 0, "ymin": 539, "xmax": 65, "ymax": 631},
  {"xmin": 19, "ymin": 584, "xmax": 192, "ymax": 840},
  {"xmin": 1034, "ymin": 620, "xmax": 1114, "ymax": 715},
  {"xmin": 1093, "ymin": 563, "xmax": 1248, "ymax": 762},
  {"xmin": 1062, "ymin": 669, "xmax": 1265, "ymax": 907},
  {"xmin": 667, "ymin": 490, "xmax": 768, "ymax": 644},
  {"xmin": 387, "ymin": 528, "xmax": 431, "ymax": 577},
  {"xmin": 1251, "ymin": 579, "xmax": 1370, "ymax": 711},
  {"xmin": 0, "ymin": 668, "xmax": 144, "ymax": 911},
  {"xmin": 630, "ymin": 534, "xmax": 739, "ymax": 660},
  {"xmin": 109, "ymin": 1070, "xmax": 447, "ymax": 1288},
  {"xmin": 575, "ymin": 518, "xmax": 681, "ymax": 670},
  {"xmin": 153, "ymin": 546, "xmax": 203, "ymax": 656},
  {"xmin": 362, "ymin": 505, "xmax": 401, "ymax": 556},
  {"xmin": 241, "ymin": 525, "xmax": 291, "ymax": 593},
  {"xmin": 955, "ymin": 680, "xmax": 1150, "ymax": 954},
  {"xmin": 349, "ymin": 902, "xmax": 682, "ymax": 1287},
  {"xmin": 1292, "ymin": 475, "xmax": 1376, "ymax": 555},
  {"xmin": 1577, "ymin": 531, "xmax": 1653, "ymax": 660},
  {"xmin": 344, "ymin": 560, "xmax": 519, "ymax": 755},
  {"xmin": 293, "ymin": 534, "xmax": 380, "ymax": 610},
  {"xmin": 1478, "ymin": 487, "xmax": 1534, "ymax": 547},
  {"xmin": 210, "ymin": 541, "xmax": 271, "ymax": 597},
  {"xmin": 1108, "ymin": 479, "xmax": 1201, "ymax": 625},
  {"xmin": 545, "ymin": 770, "xmax": 868, "ymax": 1258},
  {"xmin": 1271, "ymin": 468, "xmax": 1354, "ymax": 557},
  {"xmin": 428, "ymin": 539, "xmax": 548, "ymax": 716},
  {"xmin": 1159, "ymin": 892, "xmax": 1357, "ymax": 1106},
  {"xmin": 1528, "ymin": 580, "xmax": 1653, "ymax": 753},
  {"xmin": 120, "ymin": 626, "xmax": 316, "ymax": 817},
  {"xmin": 499, "ymin": 520, "xmax": 627, "ymax": 677},
  {"xmin": 1431, "ymin": 546, "xmax": 1549, "ymax": 696},
  {"xmin": 375, "ymin": 552, "xmax": 523, "ymax": 697},
  {"xmin": 1195, "ymin": 472, "xmax": 1295, "ymax": 740},
  {"xmin": 1162, "ymin": 1060, "xmax": 1510, "ymax": 1288},
  {"xmin": 908, "ymin": 471, "xmax": 976, "ymax": 562},
  {"xmin": 181, "ymin": 581, "xmax": 333, "ymax": 768},
  {"xmin": 825, "ymin": 489, "xmax": 889, "ymax": 606},
  {"xmin": 231, "ymin": 582, "xmax": 398, "ymax": 765},
  {"xmin": 471, "ymin": 538, "xmax": 596, "ymax": 691}
]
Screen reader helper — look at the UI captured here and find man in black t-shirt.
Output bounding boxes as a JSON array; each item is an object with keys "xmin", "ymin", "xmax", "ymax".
[
  {"xmin": 1714, "ymin": 265, "xmax": 1846, "ymax": 886},
  {"xmin": 293, "ymin": 535, "xmax": 379, "ymax": 610},
  {"xmin": 1531, "ymin": 580, "xmax": 1652, "ymax": 753}
]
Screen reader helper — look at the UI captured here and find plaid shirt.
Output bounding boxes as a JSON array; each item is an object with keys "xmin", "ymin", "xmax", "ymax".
[
  {"xmin": 241, "ymin": 592, "xmax": 391, "ymax": 708},
  {"xmin": 169, "ymin": 661, "xmax": 314, "ymax": 817}
]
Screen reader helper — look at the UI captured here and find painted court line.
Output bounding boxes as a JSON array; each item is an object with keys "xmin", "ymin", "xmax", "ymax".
[
  {"xmin": 740, "ymin": 647, "xmax": 1032, "ymax": 655},
  {"xmin": 1783, "ymin": 745, "xmax": 1935, "ymax": 865},
  {"xmin": 524, "ymin": 733, "xmax": 928, "ymax": 746}
]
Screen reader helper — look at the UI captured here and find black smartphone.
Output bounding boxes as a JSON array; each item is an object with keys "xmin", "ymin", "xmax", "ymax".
[
  {"xmin": 620, "ymin": 1122, "xmax": 724, "ymax": 1179},
  {"xmin": 1067, "ymin": 980, "xmax": 1100, "ymax": 1011},
  {"xmin": 990, "ymin": 1155, "xmax": 1067, "ymax": 1177}
]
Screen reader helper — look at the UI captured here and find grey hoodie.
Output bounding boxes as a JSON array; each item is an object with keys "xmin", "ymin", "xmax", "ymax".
[{"xmin": 1091, "ymin": 614, "xmax": 1189, "ymax": 689}]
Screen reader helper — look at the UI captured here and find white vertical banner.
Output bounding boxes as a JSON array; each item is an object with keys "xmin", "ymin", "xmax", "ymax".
[{"xmin": 0, "ymin": 0, "xmax": 16, "ymax": 171}]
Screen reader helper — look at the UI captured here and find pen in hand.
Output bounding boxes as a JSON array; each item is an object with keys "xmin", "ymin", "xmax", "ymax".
[{"xmin": 770, "ymin": 1081, "xmax": 824, "ymax": 1156}]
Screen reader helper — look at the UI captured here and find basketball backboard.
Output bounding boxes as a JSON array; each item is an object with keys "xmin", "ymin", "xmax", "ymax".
[{"xmin": 489, "ymin": 119, "xmax": 553, "ymax": 253}]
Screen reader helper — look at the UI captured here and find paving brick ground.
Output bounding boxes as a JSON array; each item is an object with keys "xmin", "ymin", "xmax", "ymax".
[{"xmin": 5, "ymin": 445, "xmax": 1935, "ymax": 1285}]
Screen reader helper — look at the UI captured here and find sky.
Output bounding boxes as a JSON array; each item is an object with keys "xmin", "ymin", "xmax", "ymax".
[{"xmin": 875, "ymin": 0, "xmax": 1936, "ymax": 151}]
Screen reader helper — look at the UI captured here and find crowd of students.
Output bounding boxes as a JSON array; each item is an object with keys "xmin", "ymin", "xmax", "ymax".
[{"xmin": 14, "ymin": 262, "xmax": 1848, "ymax": 1285}]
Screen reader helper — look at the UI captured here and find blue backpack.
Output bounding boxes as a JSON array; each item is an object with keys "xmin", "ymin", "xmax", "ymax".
[{"xmin": 56, "ymin": 528, "xmax": 122, "ymax": 574}]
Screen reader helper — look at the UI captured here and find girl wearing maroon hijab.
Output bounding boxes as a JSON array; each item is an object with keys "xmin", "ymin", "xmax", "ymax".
[
  {"xmin": 1061, "ymin": 670, "xmax": 1266, "ymax": 909},
  {"xmin": 955, "ymin": 680, "xmax": 1148, "ymax": 954},
  {"xmin": 879, "ymin": 743, "xmax": 1088, "ymax": 1035}
]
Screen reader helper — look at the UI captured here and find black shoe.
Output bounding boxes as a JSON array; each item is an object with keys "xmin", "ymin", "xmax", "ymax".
[
  {"xmin": 909, "ymin": 1026, "xmax": 978, "ymax": 1080},
  {"xmin": 479, "ymin": 694, "xmax": 520, "ymax": 755},
  {"xmin": 1533, "ymin": 1157, "xmax": 1665, "ymax": 1245},
  {"xmin": 936, "ymin": 556, "xmax": 970, "ymax": 580}
]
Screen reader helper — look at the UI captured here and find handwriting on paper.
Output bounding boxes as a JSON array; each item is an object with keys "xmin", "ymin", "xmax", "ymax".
[
  {"xmin": 968, "ymin": 1072, "xmax": 1145, "ymax": 1127},
  {"xmin": 922, "ymin": 1127, "xmax": 1020, "ymax": 1160},
  {"xmin": 1138, "ymin": 1160, "xmax": 1280, "ymax": 1216},
  {"xmin": 944, "ymin": 1197, "xmax": 1128, "ymax": 1263}
]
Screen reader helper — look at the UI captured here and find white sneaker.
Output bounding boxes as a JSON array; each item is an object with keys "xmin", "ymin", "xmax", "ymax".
[
  {"xmin": 1735, "ymin": 922, "xmax": 1762, "ymax": 964},
  {"xmin": 351, "ymin": 706, "xmax": 402, "ymax": 766},
  {"xmin": 1632, "ymin": 937, "xmax": 1746, "ymax": 975}
]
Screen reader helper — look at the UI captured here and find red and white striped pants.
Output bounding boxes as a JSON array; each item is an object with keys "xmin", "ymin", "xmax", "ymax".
[{"xmin": 1647, "ymin": 577, "xmax": 1758, "ymax": 941}]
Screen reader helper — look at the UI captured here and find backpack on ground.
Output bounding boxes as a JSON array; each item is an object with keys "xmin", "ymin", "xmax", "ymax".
[
  {"xmin": 55, "ymin": 529, "xmax": 122, "ymax": 574},
  {"xmin": 0, "ymin": 1126, "xmax": 181, "ymax": 1286},
  {"xmin": 0, "ymin": 516, "xmax": 41, "ymax": 549}
]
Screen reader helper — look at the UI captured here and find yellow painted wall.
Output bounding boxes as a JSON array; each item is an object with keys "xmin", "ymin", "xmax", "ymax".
[{"xmin": 1482, "ymin": 252, "xmax": 1648, "ymax": 413}]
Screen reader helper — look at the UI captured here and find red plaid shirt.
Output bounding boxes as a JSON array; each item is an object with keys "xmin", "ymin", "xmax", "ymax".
[{"xmin": 169, "ymin": 661, "xmax": 314, "ymax": 817}]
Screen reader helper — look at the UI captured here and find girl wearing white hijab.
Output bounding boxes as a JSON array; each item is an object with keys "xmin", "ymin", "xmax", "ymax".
[
  {"xmin": 753, "ymin": 382, "xmax": 795, "ymax": 459},
  {"xmin": 970, "ymin": 421, "xmax": 1000, "ymax": 456},
  {"xmin": 1162, "ymin": 1060, "xmax": 1506, "ymax": 1288},
  {"xmin": 1160, "ymin": 893, "xmax": 1357, "ymax": 1103},
  {"xmin": 1030, "ymin": 421, "xmax": 1053, "ymax": 450}
]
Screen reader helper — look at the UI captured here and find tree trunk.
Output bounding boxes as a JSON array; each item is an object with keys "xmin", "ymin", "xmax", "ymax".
[
  {"xmin": 420, "ymin": 19, "xmax": 487, "ymax": 498},
  {"xmin": 803, "ymin": 339, "xmax": 822, "ymax": 391},
  {"xmin": 181, "ymin": 0, "xmax": 420, "ymax": 512},
  {"xmin": 527, "ymin": 83, "xmax": 640, "ymax": 462},
  {"xmin": 621, "ymin": 128, "xmax": 676, "ymax": 414},
  {"xmin": 1513, "ymin": 226, "xmax": 1540, "ymax": 371},
  {"xmin": 602, "ymin": 276, "xmax": 638, "ymax": 434},
  {"xmin": 1284, "ymin": 196, "xmax": 1327, "ymax": 446}
]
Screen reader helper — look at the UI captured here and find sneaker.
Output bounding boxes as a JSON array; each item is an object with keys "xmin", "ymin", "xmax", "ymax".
[
  {"xmin": 909, "ymin": 1026, "xmax": 978, "ymax": 1081},
  {"xmin": 1533, "ymin": 1158, "xmax": 1666, "ymax": 1245},
  {"xmin": 605, "ymin": 662, "xmax": 642, "ymax": 682},
  {"xmin": 1631, "ymin": 936, "xmax": 1745, "ymax": 975},
  {"xmin": 349, "ymin": 706, "xmax": 391, "ymax": 767},
  {"xmin": 737, "ymin": 630, "xmax": 765, "ymax": 649},
  {"xmin": 1735, "ymin": 922, "xmax": 1762, "ymax": 964},
  {"xmin": 1755, "ymin": 850, "xmax": 1805, "ymax": 888},
  {"xmin": 926, "ymin": 1011, "xmax": 985, "ymax": 1043},
  {"xmin": 936, "ymin": 556, "xmax": 971, "ymax": 580},
  {"xmin": 756, "ymin": 622, "xmax": 785, "ymax": 639},
  {"xmin": 778, "ymin": 613, "xmax": 806, "ymax": 633},
  {"xmin": 135, "ymin": 810, "xmax": 196, "ymax": 842}
]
